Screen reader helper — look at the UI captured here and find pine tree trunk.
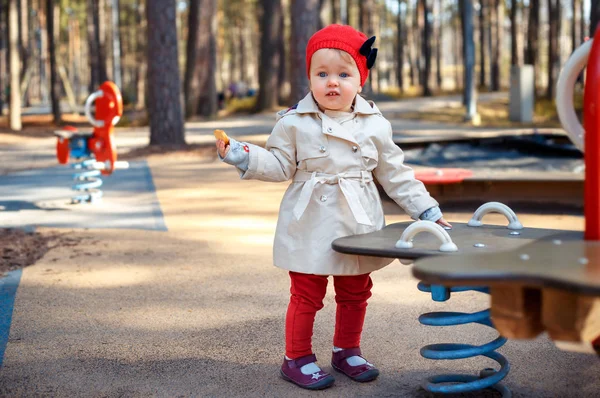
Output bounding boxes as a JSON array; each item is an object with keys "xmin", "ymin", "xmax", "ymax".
[
  {"xmin": 97, "ymin": 0, "xmax": 108, "ymax": 83},
  {"xmin": 183, "ymin": 0, "xmax": 199, "ymax": 117},
  {"xmin": 18, "ymin": 0, "xmax": 29, "ymax": 93},
  {"xmin": 135, "ymin": 0, "xmax": 145, "ymax": 109},
  {"xmin": 0, "ymin": 2, "xmax": 5, "ymax": 114},
  {"xmin": 415, "ymin": 2, "xmax": 423, "ymax": 87},
  {"xmin": 435, "ymin": 0, "xmax": 442, "ymax": 89},
  {"xmin": 110, "ymin": 0, "xmax": 122, "ymax": 89},
  {"xmin": 407, "ymin": 5, "xmax": 417, "ymax": 86},
  {"xmin": 454, "ymin": 11, "xmax": 462, "ymax": 90},
  {"xmin": 47, "ymin": 0, "xmax": 60, "ymax": 124},
  {"xmin": 546, "ymin": 0, "xmax": 559, "ymax": 99},
  {"xmin": 396, "ymin": 0, "xmax": 404, "ymax": 92},
  {"xmin": 197, "ymin": 0, "xmax": 217, "ymax": 117},
  {"xmin": 421, "ymin": 0, "xmax": 432, "ymax": 96},
  {"xmin": 277, "ymin": 5, "xmax": 288, "ymax": 103},
  {"xmin": 289, "ymin": 0, "xmax": 319, "ymax": 104},
  {"xmin": 510, "ymin": 0, "xmax": 520, "ymax": 65},
  {"xmin": 479, "ymin": 0, "xmax": 486, "ymax": 87},
  {"xmin": 490, "ymin": 0, "xmax": 502, "ymax": 90},
  {"xmin": 591, "ymin": 0, "xmax": 599, "ymax": 36},
  {"xmin": 572, "ymin": 0, "xmax": 578, "ymax": 53},
  {"xmin": 255, "ymin": 0, "xmax": 282, "ymax": 111},
  {"xmin": 184, "ymin": 0, "xmax": 218, "ymax": 118},
  {"xmin": 581, "ymin": 0, "xmax": 586, "ymax": 42},
  {"xmin": 331, "ymin": 0, "xmax": 339, "ymax": 23},
  {"xmin": 9, "ymin": 0, "xmax": 22, "ymax": 130},
  {"xmin": 146, "ymin": 0, "xmax": 185, "ymax": 146},
  {"xmin": 359, "ymin": 0, "xmax": 374, "ymax": 94},
  {"xmin": 459, "ymin": 0, "xmax": 477, "ymax": 121},
  {"xmin": 524, "ymin": 0, "xmax": 538, "ymax": 93},
  {"xmin": 87, "ymin": 0, "xmax": 108, "ymax": 90}
]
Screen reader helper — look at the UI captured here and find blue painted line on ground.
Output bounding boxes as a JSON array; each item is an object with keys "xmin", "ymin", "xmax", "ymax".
[
  {"xmin": 142, "ymin": 160, "xmax": 168, "ymax": 232},
  {"xmin": 0, "ymin": 269, "xmax": 22, "ymax": 368}
]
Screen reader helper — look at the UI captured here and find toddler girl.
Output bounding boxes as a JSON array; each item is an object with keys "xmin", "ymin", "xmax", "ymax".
[{"xmin": 216, "ymin": 24, "xmax": 450, "ymax": 390}]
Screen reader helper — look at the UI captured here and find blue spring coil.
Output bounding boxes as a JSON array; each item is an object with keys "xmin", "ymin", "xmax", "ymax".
[
  {"xmin": 71, "ymin": 158, "xmax": 103, "ymax": 204},
  {"xmin": 417, "ymin": 282, "xmax": 511, "ymax": 397}
]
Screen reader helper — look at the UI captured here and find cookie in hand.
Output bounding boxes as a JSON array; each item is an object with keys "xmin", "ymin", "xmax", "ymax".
[{"xmin": 213, "ymin": 129, "xmax": 230, "ymax": 145}]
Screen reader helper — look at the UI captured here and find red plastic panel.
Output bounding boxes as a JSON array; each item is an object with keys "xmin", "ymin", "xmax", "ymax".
[
  {"xmin": 584, "ymin": 27, "xmax": 600, "ymax": 240},
  {"xmin": 415, "ymin": 168, "xmax": 474, "ymax": 185}
]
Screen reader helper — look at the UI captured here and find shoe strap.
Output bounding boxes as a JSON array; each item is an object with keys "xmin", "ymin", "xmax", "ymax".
[
  {"xmin": 288, "ymin": 353, "xmax": 317, "ymax": 369},
  {"xmin": 338, "ymin": 347, "xmax": 362, "ymax": 360}
]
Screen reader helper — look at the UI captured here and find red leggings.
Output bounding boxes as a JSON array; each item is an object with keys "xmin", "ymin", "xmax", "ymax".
[{"xmin": 285, "ymin": 271, "xmax": 373, "ymax": 359}]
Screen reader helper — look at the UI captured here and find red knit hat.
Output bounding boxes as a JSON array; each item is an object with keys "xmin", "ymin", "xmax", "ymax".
[{"xmin": 306, "ymin": 24, "xmax": 378, "ymax": 87}]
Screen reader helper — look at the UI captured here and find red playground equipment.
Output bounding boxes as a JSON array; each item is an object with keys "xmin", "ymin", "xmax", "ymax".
[{"xmin": 55, "ymin": 81, "xmax": 128, "ymax": 203}]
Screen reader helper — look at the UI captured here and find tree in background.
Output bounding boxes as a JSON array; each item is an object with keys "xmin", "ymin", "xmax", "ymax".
[
  {"xmin": 184, "ymin": 0, "xmax": 218, "ymax": 118},
  {"xmin": 396, "ymin": 0, "xmax": 405, "ymax": 92},
  {"xmin": 9, "ymin": 0, "xmax": 21, "ymax": 130},
  {"xmin": 87, "ymin": 0, "xmax": 108, "ymax": 92},
  {"xmin": 490, "ymin": 0, "xmax": 503, "ymax": 91},
  {"xmin": 510, "ymin": 0, "xmax": 522, "ymax": 66},
  {"xmin": 592, "ymin": 0, "xmax": 600, "ymax": 36},
  {"xmin": 255, "ymin": 0, "xmax": 282, "ymax": 112},
  {"xmin": 459, "ymin": 0, "xmax": 478, "ymax": 123},
  {"xmin": 421, "ymin": 0, "xmax": 432, "ymax": 96},
  {"xmin": 546, "ymin": 0, "xmax": 561, "ymax": 100},
  {"xmin": 289, "ymin": 0, "xmax": 319, "ymax": 104},
  {"xmin": 146, "ymin": 0, "xmax": 185, "ymax": 146},
  {"xmin": 47, "ymin": 0, "xmax": 60, "ymax": 124},
  {"xmin": 524, "ymin": 0, "xmax": 539, "ymax": 93}
]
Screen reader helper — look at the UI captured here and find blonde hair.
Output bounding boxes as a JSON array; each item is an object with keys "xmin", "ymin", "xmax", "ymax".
[{"xmin": 309, "ymin": 48, "xmax": 358, "ymax": 72}]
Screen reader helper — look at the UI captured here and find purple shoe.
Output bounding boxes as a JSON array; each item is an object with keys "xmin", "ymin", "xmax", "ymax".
[
  {"xmin": 331, "ymin": 347, "xmax": 380, "ymax": 382},
  {"xmin": 280, "ymin": 354, "xmax": 335, "ymax": 390}
]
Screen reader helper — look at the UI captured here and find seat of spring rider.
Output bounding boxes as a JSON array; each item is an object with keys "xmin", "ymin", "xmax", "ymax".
[
  {"xmin": 54, "ymin": 129, "xmax": 94, "ymax": 139},
  {"xmin": 333, "ymin": 222, "xmax": 600, "ymax": 345},
  {"xmin": 332, "ymin": 221, "xmax": 600, "ymax": 294}
]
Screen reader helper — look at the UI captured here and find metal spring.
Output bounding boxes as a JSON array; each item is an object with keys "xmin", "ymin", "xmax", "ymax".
[
  {"xmin": 417, "ymin": 282, "xmax": 511, "ymax": 397},
  {"xmin": 71, "ymin": 159, "xmax": 103, "ymax": 204}
]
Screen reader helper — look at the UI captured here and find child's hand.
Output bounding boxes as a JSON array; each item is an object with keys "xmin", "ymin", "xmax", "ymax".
[
  {"xmin": 436, "ymin": 217, "xmax": 452, "ymax": 229},
  {"xmin": 216, "ymin": 139, "xmax": 230, "ymax": 158}
]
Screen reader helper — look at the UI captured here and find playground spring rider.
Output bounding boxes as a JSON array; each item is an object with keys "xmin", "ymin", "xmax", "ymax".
[
  {"xmin": 55, "ymin": 81, "xmax": 128, "ymax": 203},
  {"xmin": 411, "ymin": 28, "xmax": 599, "ymax": 396}
]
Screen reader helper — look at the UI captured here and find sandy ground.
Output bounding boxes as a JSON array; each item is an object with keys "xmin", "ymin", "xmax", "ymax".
[{"xmin": 1, "ymin": 151, "xmax": 598, "ymax": 397}]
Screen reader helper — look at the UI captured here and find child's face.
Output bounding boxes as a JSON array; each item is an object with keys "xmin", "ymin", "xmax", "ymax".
[{"xmin": 309, "ymin": 49, "xmax": 362, "ymax": 112}]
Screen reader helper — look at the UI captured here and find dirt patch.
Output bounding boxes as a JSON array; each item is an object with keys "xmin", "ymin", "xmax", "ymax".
[{"xmin": 0, "ymin": 229, "xmax": 81, "ymax": 275}]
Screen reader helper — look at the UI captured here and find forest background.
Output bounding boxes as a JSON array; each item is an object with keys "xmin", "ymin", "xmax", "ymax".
[{"xmin": 0, "ymin": 0, "xmax": 598, "ymax": 147}]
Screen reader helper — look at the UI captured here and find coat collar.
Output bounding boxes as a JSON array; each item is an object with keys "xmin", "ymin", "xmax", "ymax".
[{"xmin": 293, "ymin": 93, "xmax": 381, "ymax": 145}]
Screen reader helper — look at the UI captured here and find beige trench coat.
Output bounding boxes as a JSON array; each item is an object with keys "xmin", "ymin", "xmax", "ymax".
[{"xmin": 240, "ymin": 93, "xmax": 438, "ymax": 275}]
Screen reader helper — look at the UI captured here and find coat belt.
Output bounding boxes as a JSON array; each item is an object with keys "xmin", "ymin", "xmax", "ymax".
[{"xmin": 292, "ymin": 170, "xmax": 373, "ymax": 226}]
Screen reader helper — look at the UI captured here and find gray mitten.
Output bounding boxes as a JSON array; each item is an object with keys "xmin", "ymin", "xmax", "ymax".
[
  {"xmin": 419, "ymin": 206, "xmax": 443, "ymax": 222},
  {"xmin": 219, "ymin": 137, "xmax": 250, "ymax": 171}
]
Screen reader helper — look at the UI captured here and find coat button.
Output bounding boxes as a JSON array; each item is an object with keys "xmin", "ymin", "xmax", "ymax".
[
  {"xmin": 320, "ymin": 195, "xmax": 328, "ymax": 202},
  {"xmin": 319, "ymin": 145, "xmax": 327, "ymax": 153},
  {"xmin": 327, "ymin": 127, "xmax": 333, "ymax": 133},
  {"xmin": 352, "ymin": 146, "xmax": 358, "ymax": 153}
]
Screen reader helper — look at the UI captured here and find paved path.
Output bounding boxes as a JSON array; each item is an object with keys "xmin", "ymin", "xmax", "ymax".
[
  {"xmin": 1, "ymin": 93, "xmax": 596, "ymax": 396},
  {"xmin": 1, "ymin": 152, "xmax": 598, "ymax": 397}
]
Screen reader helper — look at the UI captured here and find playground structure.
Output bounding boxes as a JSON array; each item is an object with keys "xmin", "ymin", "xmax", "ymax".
[
  {"xmin": 55, "ymin": 81, "xmax": 128, "ymax": 203},
  {"xmin": 333, "ymin": 27, "xmax": 600, "ymax": 396}
]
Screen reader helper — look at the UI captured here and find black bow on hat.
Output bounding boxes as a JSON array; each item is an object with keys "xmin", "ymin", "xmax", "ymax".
[{"xmin": 359, "ymin": 36, "xmax": 378, "ymax": 69}]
